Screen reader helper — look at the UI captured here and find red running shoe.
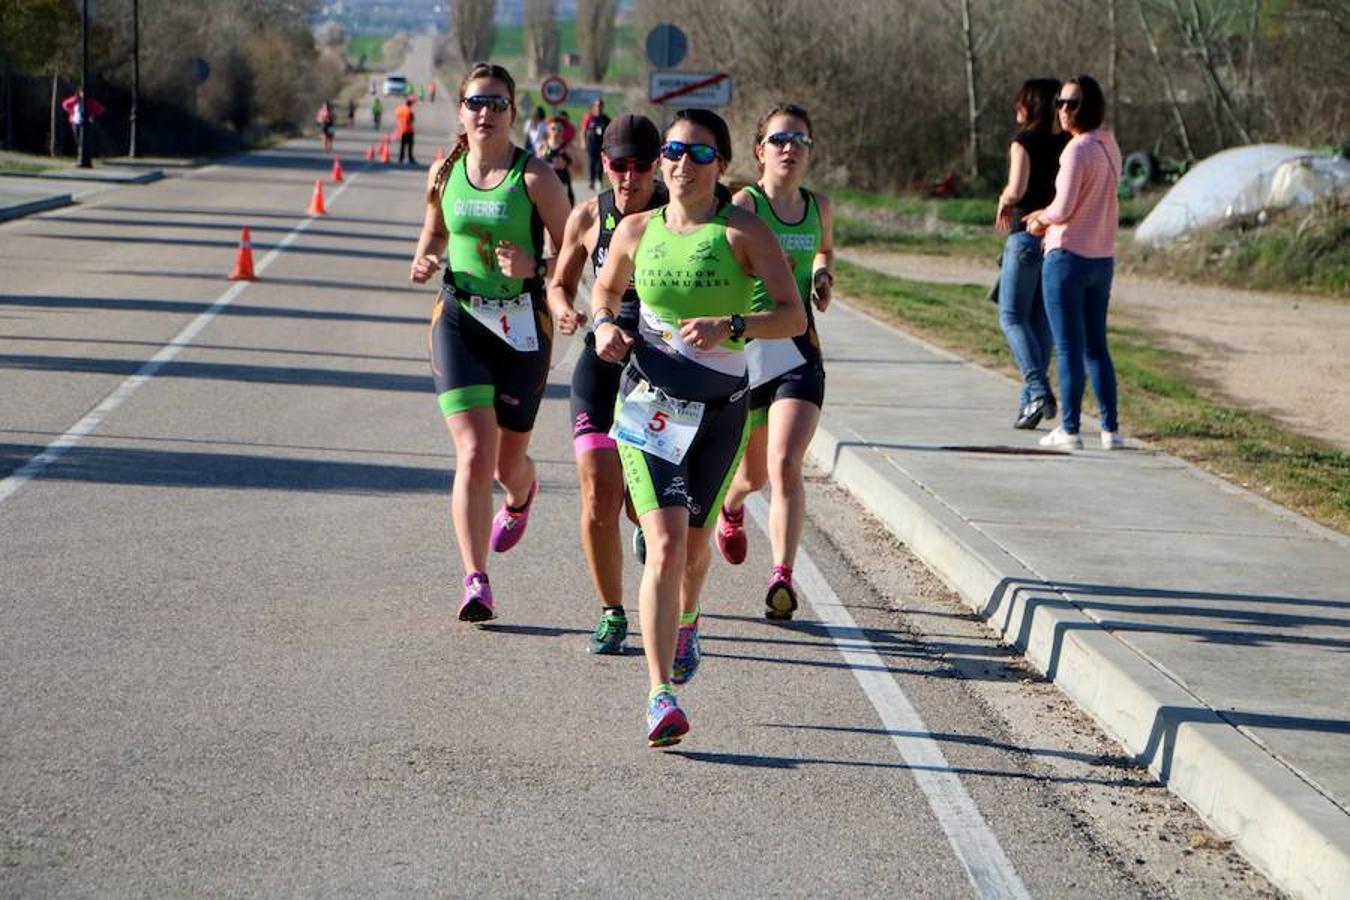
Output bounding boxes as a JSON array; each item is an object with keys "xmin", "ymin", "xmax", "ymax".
[{"xmin": 715, "ymin": 505, "xmax": 747, "ymax": 565}]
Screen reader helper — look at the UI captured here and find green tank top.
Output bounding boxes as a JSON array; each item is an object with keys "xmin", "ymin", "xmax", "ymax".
[
  {"xmin": 441, "ymin": 147, "xmax": 537, "ymax": 300},
  {"xmin": 745, "ymin": 184, "xmax": 821, "ymax": 313},
  {"xmin": 634, "ymin": 205, "xmax": 754, "ymax": 337}
]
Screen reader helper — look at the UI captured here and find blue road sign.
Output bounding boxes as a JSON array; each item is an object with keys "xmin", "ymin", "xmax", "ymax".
[{"xmin": 645, "ymin": 24, "xmax": 688, "ymax": 69}]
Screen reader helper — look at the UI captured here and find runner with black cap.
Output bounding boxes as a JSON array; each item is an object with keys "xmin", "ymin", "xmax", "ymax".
[{"xmin": 548, "ymin": 114, "xmax": 668, "ymax": 655}]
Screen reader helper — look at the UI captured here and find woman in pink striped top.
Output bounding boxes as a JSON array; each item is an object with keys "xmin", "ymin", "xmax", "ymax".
[{"xmin": 1024, "ymin": 75, "xmax": 1125, "ymax": 450}]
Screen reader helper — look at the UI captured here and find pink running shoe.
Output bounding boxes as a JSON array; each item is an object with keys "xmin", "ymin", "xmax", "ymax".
[
  {"xmin": 716, "ymin": 505, "xmax": 747, "ymax": 565},
  {"xmin": 490, "ymin": 480, "xmax": 538, "ymax": 553},
  {"xmin": 458, "ymin": 571, "xmax": 495, "ymax": 622}
]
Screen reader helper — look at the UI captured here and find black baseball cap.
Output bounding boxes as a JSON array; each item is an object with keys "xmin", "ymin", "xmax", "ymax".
[{"xmin": 602, "ymin": 114, "xmax": 661, "ymax": 161}]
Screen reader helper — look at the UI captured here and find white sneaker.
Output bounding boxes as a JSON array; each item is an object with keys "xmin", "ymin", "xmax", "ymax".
[
  {"xmin": 1039, "ymin": 427, "xmax": 1083, "ymax": 449},
  {"xmin": 1101, "ymin": 430, "xmax": 1126, "ymax": 450}
]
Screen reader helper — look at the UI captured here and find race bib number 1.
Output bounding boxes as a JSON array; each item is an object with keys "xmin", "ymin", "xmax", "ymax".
[
  {"xmin": 466, "ymin": 295, "xmax": 538, "ymax": 352},
  {"xmin": 610, "ymin": 383, "xmax": 705, "ymax": 465}
]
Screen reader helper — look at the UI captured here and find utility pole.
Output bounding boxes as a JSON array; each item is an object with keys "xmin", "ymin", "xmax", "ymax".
[
  {"xmin": 77, "ymin": 0, "xmax": 91, "ymax": 168},
  {"xmin": 129, "ymin": 0, "xmax": 140, "ymax": 158}
]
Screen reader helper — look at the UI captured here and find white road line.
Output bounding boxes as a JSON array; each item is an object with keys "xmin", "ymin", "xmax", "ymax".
[
  {"xmin": 745, "ymin": 494, "xmax": 1032, "ymax": 900},
  {"xmin": 0, "ymin": 173, "xmax": 363, "ymax": 508}
]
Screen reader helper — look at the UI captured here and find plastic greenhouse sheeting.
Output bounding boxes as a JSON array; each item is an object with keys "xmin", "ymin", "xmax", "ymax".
[{"xmin": 1134, "ymin": 144, "xmax": 1350, "ymax": 245}]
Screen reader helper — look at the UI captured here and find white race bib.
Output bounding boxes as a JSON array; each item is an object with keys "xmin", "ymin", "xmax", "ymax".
[
  {"xmin": 465, "ymin": 294, "xmax": 538, "ymax": 352},
  {"xmin": 638, "ymin": 308, "xmax": 746, "ymax": 378},
  {"xmin": 745, "ymin": 338, "xmax": 806, "ymax": 388},
  {"xmin": 610, "ymin": 382, "xmax": 705, "ymax": 465}
]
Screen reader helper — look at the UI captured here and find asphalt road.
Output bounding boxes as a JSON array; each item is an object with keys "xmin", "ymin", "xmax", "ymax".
[{"xmin": 0, "ymin": 41, "xmax": 1277, "ymax": 900}]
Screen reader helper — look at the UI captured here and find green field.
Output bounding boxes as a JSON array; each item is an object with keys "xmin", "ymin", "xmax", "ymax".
[
  {"xmin": 488, "ymin": 22, "xmax": 639, "ymax": 85},
  {"xmin": 347, "ymin": 34, "xmax": 390, "ymax": 68}
]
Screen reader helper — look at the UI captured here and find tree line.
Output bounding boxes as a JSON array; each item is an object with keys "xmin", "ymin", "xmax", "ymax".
[{"xmin": 0, "ymin": 0, "xmax": 346, "ymax": 157}]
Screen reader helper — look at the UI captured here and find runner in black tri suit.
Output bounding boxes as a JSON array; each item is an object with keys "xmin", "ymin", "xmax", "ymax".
[{"xmin": 547, "ymin": 114, "xmax": 667, "ymax": 656}]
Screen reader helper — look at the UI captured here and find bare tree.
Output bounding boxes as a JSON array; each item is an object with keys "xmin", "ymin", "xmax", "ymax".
[
  {"xmin": 577, "ymin": 0, "xmax": 620, "ymax": 83},
  {"xmin": 1167, "ymin": 0, "xmax": 1252, "ymax": 144},
  {"xmin": 454, "ymin": 0, "xmax": 496, "ymax": 64},
  {"xmin": 524, "ymin": 0, "xmax": 560, "ymax": 79},
  {"xmin": 1136, "ymin": 0, "xmax": 1196, "ymax": 161}
]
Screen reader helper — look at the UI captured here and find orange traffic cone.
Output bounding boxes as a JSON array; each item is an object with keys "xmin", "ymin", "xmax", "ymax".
[
  {"xmin": 379, "ymin": 140, "xmax": 390, "ymax": 164},
  {"xmin": 307, "ymin": 179, "xmax": 327, "ymax": 216},
  {"xmin": 331, "ymin": 157, "xmax": 344, "ymax": 182},
  {"xmin": 228, "ymin": 226, "xmax": 257, "ymax": 281},
  {"xmin": 365, "ymin": 144, "xmax": 374, "ymax": 161}
]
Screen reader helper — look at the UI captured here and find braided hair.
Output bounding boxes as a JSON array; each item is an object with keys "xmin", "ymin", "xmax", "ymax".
[{"xmin": 427, "ymin": 62, "xmax": 518, "ymax": 205}]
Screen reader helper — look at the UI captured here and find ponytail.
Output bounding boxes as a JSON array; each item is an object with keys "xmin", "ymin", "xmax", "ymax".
[{"xmin": 427, "ymin": 132, "xmax": 470, "ymax": 205}]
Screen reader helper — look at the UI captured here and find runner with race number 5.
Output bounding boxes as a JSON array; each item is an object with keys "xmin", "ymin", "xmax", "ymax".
[
  {"xmin": 410, "ymin": 63, "xmax": 570, "ymax": 623},
  {"xmin": 590, "ymin": 108, "xmax": 806, "ymax": 747}
]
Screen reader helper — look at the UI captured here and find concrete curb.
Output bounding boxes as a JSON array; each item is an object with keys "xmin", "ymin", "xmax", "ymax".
[
  {"xmin": 0, "ymin": 193, "xmax": 73, "ymax": 223},
  {"xmin": 809, "ymin": 418, "xmax": 1350, "ymax": 900},
  {"xmin": 0, "ymin": 168, "xmax": 163, "ymax": 184}
]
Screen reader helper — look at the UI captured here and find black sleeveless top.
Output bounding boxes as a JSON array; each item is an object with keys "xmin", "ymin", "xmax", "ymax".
[
  {"xmin": 592, "ymin": 184, "xmax": 669, "ymax": 328},
  {"xmin": 1011, "ymin": 130, "xmax": 1069, "ymax": 233}
]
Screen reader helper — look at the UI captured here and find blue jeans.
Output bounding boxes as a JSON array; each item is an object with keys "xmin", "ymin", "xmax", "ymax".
[
  {"xmin": 998, "ymin": 231, "xmax": 1053, "ymax": 408},
  {"xmin": 1042, "ymin": 249, "xmax": 1118, "ymax": 434}
]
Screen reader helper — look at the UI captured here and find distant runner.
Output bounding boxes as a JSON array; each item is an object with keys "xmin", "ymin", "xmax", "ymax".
[{"xmin": 591, "ymin": 108, "xmax": 805, "ymax": 747}]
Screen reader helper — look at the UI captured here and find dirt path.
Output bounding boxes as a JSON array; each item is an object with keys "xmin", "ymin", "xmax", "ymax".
[{"xmin": 840, "ymin": 247, "xmax": 1350, "ymax": 452}]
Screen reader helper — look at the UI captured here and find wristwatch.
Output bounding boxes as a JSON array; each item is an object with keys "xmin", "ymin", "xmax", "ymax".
[{"xmin": 728, "ymin": 313, "xmax": 746, "ymax": 339}]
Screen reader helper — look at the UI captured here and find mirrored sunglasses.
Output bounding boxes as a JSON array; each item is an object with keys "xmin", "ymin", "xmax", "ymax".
[
  {"xmin": 462, "ymin": 95, "xmax": 511, "ymax": 113},
  {"xmin": 660, "ymin": 141, "xmax": 719, "ymax": 164},
  {"xmin": 763, "ymin": 131, "xmax": 813, "ymax": 149}
]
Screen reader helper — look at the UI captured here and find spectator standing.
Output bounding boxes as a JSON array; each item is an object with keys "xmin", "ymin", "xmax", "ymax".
[
  {"xmin": 1025, "ymin": 75, "xmax": 1125, "ymax": 450},
  {"xmin": 525, "ymin": 107, "xmax": 548, "ymax": 156},
  {"xmin": 581, "ymin": 99, "xmax": 611, "ymax": 190},
  {"xmin": 995, "ymin": 79, "xmax": 1067, "ymax": 430},
  {"xmin": 371, "ymin": 96, "xmax": 383, "ymax": 131},
  {"xmin": 543, "ymin": 116, "xmax": 575, "ymax": 206},
  {"xmin": 316, "ymin": 101, "xmax": 336, "ymax": 153},
  {"xmin": 61, "ymin": 91, "xmax": 105, "ymax": 157}
]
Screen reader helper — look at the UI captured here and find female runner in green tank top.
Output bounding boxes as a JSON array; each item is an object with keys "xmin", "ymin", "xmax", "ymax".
[
  {"xmin": 590, "ymin": 109, "xmax": 805, "ymax": 747},
  {"xmin": 409, "ymin": 63, "xmax": 571, "ymax": 622},
  {"xmin": 717, "ymin": 103, "xmax": 835, "ymax": 622}
]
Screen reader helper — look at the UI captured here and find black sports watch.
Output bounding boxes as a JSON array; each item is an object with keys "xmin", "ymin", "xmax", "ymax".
[{"xmin": 728, "ymin": 313, "xmax": 746, "ymax": 339}]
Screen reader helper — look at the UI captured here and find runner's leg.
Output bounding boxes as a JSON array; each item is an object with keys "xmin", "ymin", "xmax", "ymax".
[
  {"xmin": 766, "ymin": 398, "xmax": 821, "ymax": 570},
  {"xmin": 639, "ymin": 507, "xmax": 690, "ymax": 689},
  {"xmin": 446, "ymin": 408, "xmax": 500, "ymax": 574},
  {"xmin": 577, "ymin": 449, "xmax": 626, "ymax": 608}
]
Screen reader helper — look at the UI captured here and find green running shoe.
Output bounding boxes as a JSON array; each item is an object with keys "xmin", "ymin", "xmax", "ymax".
[{"xmin": 588, "ymin": 608, "xmax": 628, "ymax": 655}]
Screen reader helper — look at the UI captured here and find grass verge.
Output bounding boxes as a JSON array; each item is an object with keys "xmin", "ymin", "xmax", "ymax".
[
  {"xmin": 347, "ymin": 34, "xmax": 390, "ymax": 68},
  {"xmin": 835, "ymin": 258, "xmax": 1350, "ymax": 533}
]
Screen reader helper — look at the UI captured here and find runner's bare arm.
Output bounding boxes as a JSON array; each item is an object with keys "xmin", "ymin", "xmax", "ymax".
[
  {"xmin": 811, "ymin": 191, "xmax": 835, "ymax": 311},
  {"xmin": 590, "ymin": 213, "xmax": 648, "ymax": 362},
  {"xmin": 727, "ymin": 208, "xmax": 806, "ymax": 339},
  {"xmin": 411, "ymin": 159, "xmax": 452, "ymax": 283},
  {"xmin": 502, "ymin": 155, "xmax": 571, "ymax": 281},
  {"xmin": 547, "ymin": 197, "xmax": 599, "ymax": 335}
]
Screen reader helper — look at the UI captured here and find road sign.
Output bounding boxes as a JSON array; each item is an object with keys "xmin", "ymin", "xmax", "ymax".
[
  {"xmin": 540, "ymin": 75, "xmax": 568, "ymax": 106},
  {"xmin": 568, "ymin": 88, "xmax": 603, "ymax": 108},
  {"xmin": 645, "ymin": 24, "xmax": 688, "ymax": 68},
  {"xmin": 649, "ymin": 71, "xmax": 731, "ymax": 108}
]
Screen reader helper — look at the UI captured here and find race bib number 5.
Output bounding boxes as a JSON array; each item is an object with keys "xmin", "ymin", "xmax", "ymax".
[
  {"xmin": 610, "ymin": 382, "xmax": 705, "ymax": 465},
  {"xmin": 466, "ymin": 294, "xmax": 538, "ymax": 352}
]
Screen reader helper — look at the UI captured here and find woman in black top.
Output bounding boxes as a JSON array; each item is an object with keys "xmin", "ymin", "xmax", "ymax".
[{"xmin": 995, "ymin": 79, "xmax": 1068, "ymax": 430}]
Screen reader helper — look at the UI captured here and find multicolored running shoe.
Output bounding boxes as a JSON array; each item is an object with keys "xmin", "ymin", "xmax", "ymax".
[
  {"xmin": 588, "ymin": 608, "xmax": 628, "ymax": 655},
  {"xmin": 490, "ymin": 480, "xmax": 538, "ymax": 553},
  {"xmin": 765, "ymin": 565, "xmax": 798, "ymax": 621},
  {"xmin": 715, "ymin": 505, "xmax": 747, "ymax": 565},
  {"xmin": 671, "ymin": 616, "xmax": 701, "ymax": 685},
  {"xmin": 459, "ymin": 571, "xmax": 495, "ymax": 622},
  {"xmin": 646, "ymin": 689, "xmax": 689, "ymax": 748}
]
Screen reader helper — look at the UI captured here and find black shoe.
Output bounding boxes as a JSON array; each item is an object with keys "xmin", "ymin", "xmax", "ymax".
[
  {"xmin": 1043, "ymin": 393, "xmax": 1058, "ymax": 421},
  {"xmin": 1014, "ymin": 396, "xmax": 1049, "ymax": 430}
]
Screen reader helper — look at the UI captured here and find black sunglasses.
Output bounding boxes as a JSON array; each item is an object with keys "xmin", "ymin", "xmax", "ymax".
[
  {"xmin": 660, "ymin": 141, "xmax": 719, "ymax": 164},
  {"xmin": 763, "ymin": 131, "xmax": 814, "ymax": 149},
  {"xmin": 1054, "ymin": 97, "xmax": 1081, "ymax": 111},
  {"xmin": 607, "ymin": 157, "xmax": 655, "ymax": 174},
  {"xmin": 462, "ymin": 95, "xmax": 511, "ymax": 113}
]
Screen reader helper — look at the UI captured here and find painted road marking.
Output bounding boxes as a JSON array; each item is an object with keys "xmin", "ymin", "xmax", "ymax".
[
  {"xmin": 746, "ymin": 494, "xmax": 1031, "ymax": 900},
  {"xmin": 0, "ymin": 172, "xmax": 364, "ymax": 508}
]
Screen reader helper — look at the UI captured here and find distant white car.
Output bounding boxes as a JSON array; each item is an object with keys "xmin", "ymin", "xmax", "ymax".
[{"xmin": 382, "ymin": 73, "xmax": 408, "ymax": 97}]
